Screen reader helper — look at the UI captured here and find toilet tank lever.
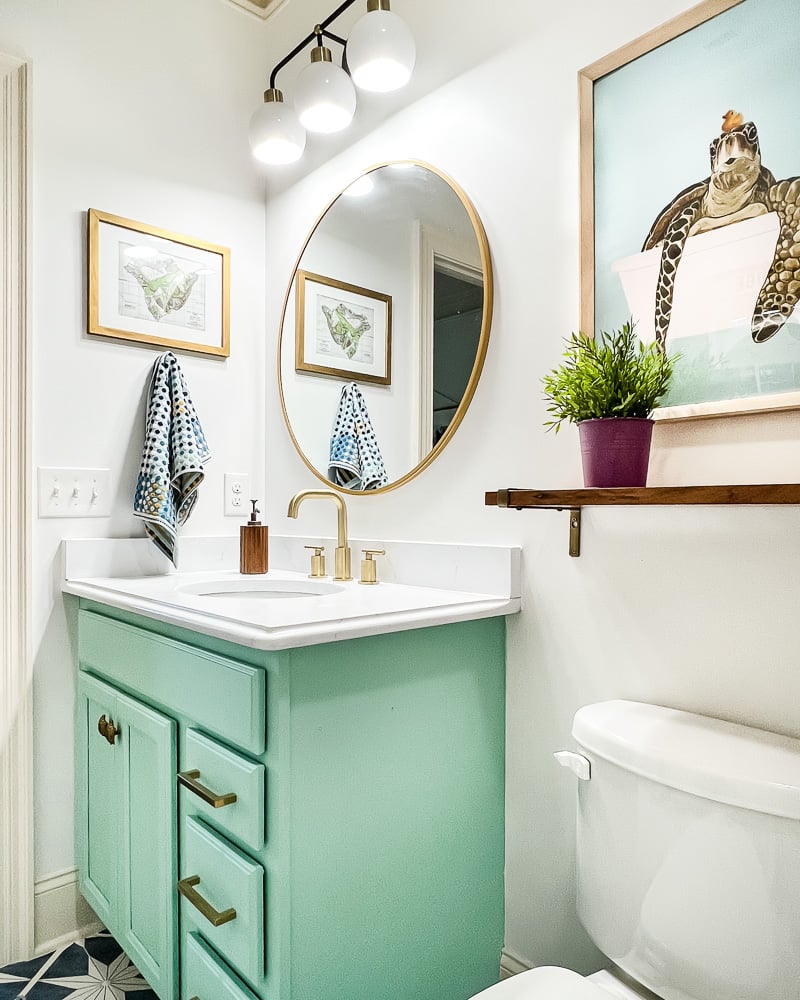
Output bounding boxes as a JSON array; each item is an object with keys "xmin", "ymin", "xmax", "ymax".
[{"xmin": 554, "ymin": 750, "xmax": 591, "ymax": 780}]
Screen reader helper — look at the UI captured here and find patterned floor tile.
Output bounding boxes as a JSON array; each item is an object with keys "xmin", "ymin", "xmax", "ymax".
[
  {"xmin": 36, "ymin": 946, "xmax": 87, "ymax": 981},
  {"xmin": 0, "ymin": 934, "xmax": 156, "ymax": 999},
  {"xmin": 18, "ymin": 983, "xmax": 74, "ymax": 999},
  {"xmin": 0, "ymin": 955, "xmax": 52, "ymax": 981},
  {"xmin": 82, "ymin": 934, "xmax": 123, "ymax": 968}
]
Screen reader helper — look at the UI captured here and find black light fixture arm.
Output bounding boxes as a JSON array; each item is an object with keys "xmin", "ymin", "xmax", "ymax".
[{"xmin": 267, "ymin": 0, "xmax": 360, "ymax": 91}]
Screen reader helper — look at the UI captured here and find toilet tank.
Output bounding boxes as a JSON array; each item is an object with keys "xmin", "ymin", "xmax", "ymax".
[{"xmin": 570, "ymin": 701, "xmax": 800, "ymax": 1000}]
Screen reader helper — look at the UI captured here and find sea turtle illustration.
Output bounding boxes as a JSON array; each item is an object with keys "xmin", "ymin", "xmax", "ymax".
[{"xmin": 643, "ymin": 111, "xmax": 800, "ymax": 346}]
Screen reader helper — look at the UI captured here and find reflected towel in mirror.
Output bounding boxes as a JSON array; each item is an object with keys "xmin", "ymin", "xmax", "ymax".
[
  {"xmin": 133, "ymin": 351, "xmax": 211, "ymax": 564},
  {"xmin": 328, "ymin": 382, "xmax": 388, "ymax": 491}
]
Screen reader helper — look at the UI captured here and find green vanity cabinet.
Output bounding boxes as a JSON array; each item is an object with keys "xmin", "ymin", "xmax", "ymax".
[
  {"xmin": 76, "ymin": 671, "xmax": 178, "ymax": 1000},
  {"xmin": 74, "ymin": 600, "xmax": 507, "ymax": 1000}
]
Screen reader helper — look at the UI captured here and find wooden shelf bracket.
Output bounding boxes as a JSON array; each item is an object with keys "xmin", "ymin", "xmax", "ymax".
[{"xmin": 488, "ymin": 483, "xmax": 800, "ymax": 558}]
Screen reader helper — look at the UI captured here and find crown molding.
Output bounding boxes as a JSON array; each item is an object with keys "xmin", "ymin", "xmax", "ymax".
[{"xmin": 226, "ymin": 0, "xmax": 293, "ymax": 20}]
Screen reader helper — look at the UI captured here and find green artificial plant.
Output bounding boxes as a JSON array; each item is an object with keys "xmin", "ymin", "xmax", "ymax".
[{"xmin": 542, "ymin": 319, "xmax": 678, "ymax": 432}]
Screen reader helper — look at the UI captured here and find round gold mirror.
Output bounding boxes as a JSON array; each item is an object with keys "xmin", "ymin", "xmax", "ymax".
[{"xmin": 278, "ymin": 160, "xmax": 493, "ymax": 494}]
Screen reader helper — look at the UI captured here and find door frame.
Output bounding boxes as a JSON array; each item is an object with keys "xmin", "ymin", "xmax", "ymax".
[{"xmin": 0, "ymin": 53, "xmax": 34, "ymax": 964}]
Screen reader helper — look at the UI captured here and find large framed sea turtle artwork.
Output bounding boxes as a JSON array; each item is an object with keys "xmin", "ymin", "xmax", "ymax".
[
  {"xmin": 295, "ymin": 270, "xmax": 392, "ymax": 386},
  {"xmin": 88, "ymin": 209, "xmax": 230, "ymax": 357},
  {"xmin": 580, "ymin": 0, "xmax": 800, "ymax": 420}
]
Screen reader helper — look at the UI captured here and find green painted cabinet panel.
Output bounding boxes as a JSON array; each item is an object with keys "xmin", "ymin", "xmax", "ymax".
[
  {"xmin": 76, "ymin": 672, "xmax": 177, "ymax": 1000},
  {"xmin": 76, "ymin": 605, "xmax": 506, "ymax": 1000},
  {"xmin": 180, "ymin": 815, "xmax": 265, "ymax": 989},
  {"xmin": 183, "ymin": 932, "xmax": 260, "ymax": 1000},
  {"xmin": 76, "ymin": 673, "xmax": 119, "ymax": 928},
  {"xmin": 79, "ymin": 610, "xmax": 266, "ymax": 755},
  {"xmin": 181, "ymin": 729, "xmax": 266, "ymax": 852}
]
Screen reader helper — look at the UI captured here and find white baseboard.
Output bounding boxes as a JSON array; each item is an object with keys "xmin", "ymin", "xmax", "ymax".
[
  {"xmin": 500, "ymin": 948, "xmax": 533, "ymax": 980},
  {"xmin": 34, "ymin": 868, "xmax": 102, "ymax": 956}
]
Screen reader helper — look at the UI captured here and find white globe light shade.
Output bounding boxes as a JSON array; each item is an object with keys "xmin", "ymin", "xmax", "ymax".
[
  {"xmin": 293, "ymin": 55, "xmax": 357, "ymax": 134},
  {"xmin": 249, "ymin": 93, "xmax": 306, "ymax": 164},
  {"xmin": 346, "ymin": 9, "xmax": 416, "ymax": 92}
]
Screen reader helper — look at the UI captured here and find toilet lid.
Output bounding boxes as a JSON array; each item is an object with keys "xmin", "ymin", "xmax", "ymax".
[{"xmin": 472, "ymin": 967, "xmax": 610, "ymax": 999}]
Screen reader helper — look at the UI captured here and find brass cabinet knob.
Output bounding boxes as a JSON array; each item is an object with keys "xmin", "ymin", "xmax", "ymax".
[{"xmin": 97, "ymin": 714, "xmax": 120, "ymax": 746}]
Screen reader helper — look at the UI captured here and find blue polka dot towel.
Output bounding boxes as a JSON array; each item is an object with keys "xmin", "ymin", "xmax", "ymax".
[
  {"xmin": 133, "ymin": 351, "xmax": 210, "ymax": 564},
  {"xmin": 328, "ymin": 382, "xmax": 388, "ymax": 491}
]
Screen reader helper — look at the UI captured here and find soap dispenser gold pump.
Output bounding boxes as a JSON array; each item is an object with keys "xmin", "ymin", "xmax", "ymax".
[{"xmin": 240, "ymin": 500, "xmax": 269, "ymax": 574}]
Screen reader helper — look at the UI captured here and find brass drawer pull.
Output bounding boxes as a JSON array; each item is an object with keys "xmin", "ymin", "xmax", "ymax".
[
  {"xmin": 177, "ymin": 875, "xmax": 237, "ymax": 927},
  {"xmin": 178, "ymin": 769, "xmax": 237, "ymax": 808},
  {"xmin": 97, "ymin": 714, "xmax": 120, "ymax": 746}
]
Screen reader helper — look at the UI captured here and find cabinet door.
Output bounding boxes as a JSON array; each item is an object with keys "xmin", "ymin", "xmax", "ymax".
[
  {"xmin": 76, "ymin": 673, "xmax": 120, "ymax": 928},
  {"xmin": 117, "ymin": 689, "xmax": 177, "ymax": 1000},
  {"xmin": 75, "ymin": 672, "xmax": 177, "ymax": 1000}
]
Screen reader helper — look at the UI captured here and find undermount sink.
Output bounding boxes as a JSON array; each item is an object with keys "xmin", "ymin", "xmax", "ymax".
[{"xmin": 177, "ymin": 579, "xmax": 344, "ymax": 600}]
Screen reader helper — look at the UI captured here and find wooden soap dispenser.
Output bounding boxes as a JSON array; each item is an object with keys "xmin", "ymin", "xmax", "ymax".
[{"xmin": 240, "ymin": 500, "xmax": 269, "ymax": 574}]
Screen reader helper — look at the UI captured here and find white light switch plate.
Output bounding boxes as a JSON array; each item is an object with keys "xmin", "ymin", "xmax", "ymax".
[{"xmin": 38, "ymin": 467, "xmax": 112, "ymax": 518}]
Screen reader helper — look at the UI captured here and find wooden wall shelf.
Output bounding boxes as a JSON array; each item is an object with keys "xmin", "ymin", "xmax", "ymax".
[{"xmin": 485, "ymin": 484, "xmax": 800, "ymax": 556}]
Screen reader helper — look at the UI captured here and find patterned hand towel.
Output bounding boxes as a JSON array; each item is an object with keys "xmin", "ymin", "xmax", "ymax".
[
  {"xmin": 133, "ymin": 351, "xmax": 211, "ymax": 564},
  {"xmin": 328, "ymin": 382, "xmax": 388, "ymax": 491}
]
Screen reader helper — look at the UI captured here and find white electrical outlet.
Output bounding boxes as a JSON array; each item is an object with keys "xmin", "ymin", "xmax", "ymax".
[
  {"xmin": 224, "ymin": 472, "xmax": 251, "ymax": 516},
  {"xmin": 38, "ymin": 467, "xmax": 112, "ymax": 518}
]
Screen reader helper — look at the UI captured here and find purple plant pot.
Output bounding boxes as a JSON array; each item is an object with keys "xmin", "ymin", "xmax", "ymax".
[{"xmin": 578, "ymin": 417, "xmax": 654, "ymax": 488}]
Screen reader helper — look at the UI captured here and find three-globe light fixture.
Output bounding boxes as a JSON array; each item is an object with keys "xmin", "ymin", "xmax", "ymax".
[{"xmin": 249, "ymin": 0, "xmax": 415, "ymax": 165}]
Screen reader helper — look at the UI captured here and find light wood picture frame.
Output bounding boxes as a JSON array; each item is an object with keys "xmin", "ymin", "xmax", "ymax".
[
  {"xmin": 580, "ymin": 0, "xmax": 800, "ymax": 421},
  {"xmin": 88, "ymin": 208, "xmax": 230, "ymax": 357},
  {"xmin": 295, "ymin": 269, "xmax": 392, "ymax": 385}
]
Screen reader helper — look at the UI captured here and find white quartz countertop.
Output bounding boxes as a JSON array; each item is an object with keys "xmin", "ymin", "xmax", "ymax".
[{"xmin": 62, "ymin": 538, "xmax": 521, "ymax": 651}]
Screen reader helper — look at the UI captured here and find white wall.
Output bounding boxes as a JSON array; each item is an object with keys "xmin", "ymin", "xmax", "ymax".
[
  {"xmin": 0, "ymin": 0, "xmax": 269, "ymax": 883},
  {"xmin": 264, "ymin": 0, "xmax": 800, "ymax": 974},
  {"xmin": 5, "ymin": 0, "xmax": 800, "ymax": 973}
]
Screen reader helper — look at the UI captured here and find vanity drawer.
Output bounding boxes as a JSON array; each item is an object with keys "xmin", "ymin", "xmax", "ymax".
[
  {"xmin": 78, "ymin": 610, "xmax": 266, "ymax": 755},
  {"xmin": 183, "ymin": 932, "xmax": 259, "ymax": 1000},
  {"xmin": 179, "ymin": 816, "xmax": 264, "ymax": 986},
  {"xmin": 180, "ymin": 729, "xmax": 265, "ymax": 852}
]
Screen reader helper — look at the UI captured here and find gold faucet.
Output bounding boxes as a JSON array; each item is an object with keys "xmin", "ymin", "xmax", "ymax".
[{"xmin": 287, "ymin": 489, "xmax": 352, "ymax": 581}]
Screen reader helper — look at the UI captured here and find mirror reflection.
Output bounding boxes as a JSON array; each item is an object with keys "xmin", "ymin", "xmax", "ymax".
[{"xmin": 279, "ymin": 161, "xmax": 492, "ymax": 493}]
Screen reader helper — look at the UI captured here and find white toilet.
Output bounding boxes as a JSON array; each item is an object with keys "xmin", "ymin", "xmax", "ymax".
[{"xmin": 472, "ymin": 699, "xmax": 800, "ymax": 1000}]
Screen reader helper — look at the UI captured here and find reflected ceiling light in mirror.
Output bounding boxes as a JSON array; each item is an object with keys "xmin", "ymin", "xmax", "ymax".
[
  {"xmin": 343, "ymin": 175, "xmax": 374, "ymax": 197},
  {"xmin": 347, "ymin": 0, "xmax": 416, "ymax": 93},
  {"xmin": 294, "ymin": 46, "xmax": 357, "ymax": 134},
  {"xmin": 249, "ymin": 88, "xmax": 307, "ymax": 164},
  {"xmin": 248, "ymin": 0, "xmax": 414, "ymax": 165}
]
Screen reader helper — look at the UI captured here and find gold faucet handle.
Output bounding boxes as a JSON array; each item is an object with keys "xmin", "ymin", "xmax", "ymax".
[
  {"xmin": 304, "ymin": 544, "xmax": 327, "ymax": 578},
  {"xmin": 359, "ymin": 548, "xmax": 385, "ymax": 586}
]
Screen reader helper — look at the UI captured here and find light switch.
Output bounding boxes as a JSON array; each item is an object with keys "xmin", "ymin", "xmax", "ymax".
[{"xmin": 38, "ymin": 467, "xmax": 112, "ymax": 518}]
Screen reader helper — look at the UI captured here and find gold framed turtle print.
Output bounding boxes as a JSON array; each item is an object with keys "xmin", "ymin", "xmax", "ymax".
[
  {"xmin": 295, "ymin": 270, "xmax": 392, "ymax": 386},
  {"xmin": 580, "ymin": 0, "xmax": 800, "ymax": 420},
  {"xmin": 88, "ymin": 209, "xmax": 230, "ymax": 357}
]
